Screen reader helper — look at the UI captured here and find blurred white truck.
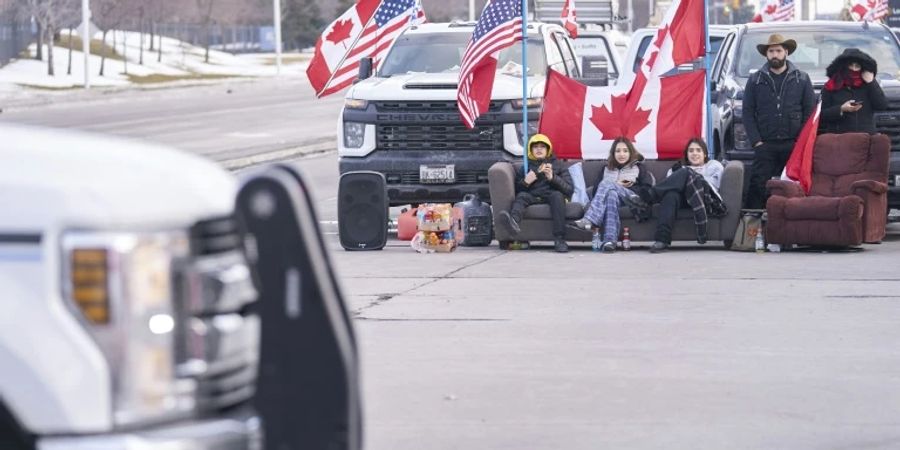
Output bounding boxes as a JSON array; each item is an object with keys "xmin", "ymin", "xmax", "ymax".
[{"xmin": 0, "ymin": 124, "xmax": 261, "ymax": 449}]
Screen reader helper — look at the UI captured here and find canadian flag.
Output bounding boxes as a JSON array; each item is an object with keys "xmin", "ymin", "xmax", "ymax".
[
  {"xmin": 784, "ymin": 101, "xmax": 822, "ymax": 194},
  {"xmin": 562, "ymin": 0, "xmax": 578, "ymax": 38},
  {"xmin": 540, "ymin": 0, "xmax": 706, "ymax": 159},
  {"xmin": 306, "ymin": 0, "xmax": 380, "ymax": 98}
]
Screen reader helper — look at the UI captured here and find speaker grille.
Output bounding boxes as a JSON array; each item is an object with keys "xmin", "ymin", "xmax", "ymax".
[{"xmin": 339, "ymin": 172, "xmax": 387, "ymax": 251}]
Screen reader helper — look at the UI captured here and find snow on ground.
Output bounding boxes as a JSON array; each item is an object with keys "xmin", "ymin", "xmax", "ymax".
[{"xmin": 0, "ymin": 29, "xmax": 309, "ymax": 92}]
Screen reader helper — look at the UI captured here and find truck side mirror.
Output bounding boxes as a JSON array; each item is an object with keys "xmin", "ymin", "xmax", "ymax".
[
  {"xmin": 357, "ymin": 57, "xmax": 373, "ymax": 82},
  {"xmin": 237, "ymin": 165, "xmax": 362, "ymax": 450}
]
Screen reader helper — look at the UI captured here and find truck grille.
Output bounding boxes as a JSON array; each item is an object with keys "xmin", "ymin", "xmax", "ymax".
[
  {"xmin": 374, "ymin": 100, "xmax": 501, "ymax": 113},
  {"xmin": 377, "ymin": 124, "xmax": 503, "ymax": 151},
  {"xmin": 875, "ymin": 109, "xmax": 900, "ymax": 150},
  {"xmin": 177, "ymin": 216, "xmax": 259, "ymax": 414}
]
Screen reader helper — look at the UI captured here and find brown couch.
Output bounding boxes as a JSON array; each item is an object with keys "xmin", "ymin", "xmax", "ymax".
[
  {"xmin": 766, "ymin": 133, "xmax": 890, "ymax": 247},
  {"xmin": 488, "ymin": 159, "xmax": 745, "ymax": 248}
]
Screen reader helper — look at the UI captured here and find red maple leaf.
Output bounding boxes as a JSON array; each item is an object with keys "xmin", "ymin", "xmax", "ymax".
[
  {"xmin": 589, "ymin": 93, "xmax": 653, "ymax": 142},
  {"xmin": 326, "ymin": 19, "xmax": 354, "ymax": 47}
]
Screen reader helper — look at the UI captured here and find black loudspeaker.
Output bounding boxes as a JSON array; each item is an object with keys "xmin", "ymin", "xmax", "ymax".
[
  {"xmin": 338, "ymin": 171, "xmax": 388, "ymax": 251},
  {"xmin": 237, "ymin": 165, "xmax": 362, "ymax": 450}
]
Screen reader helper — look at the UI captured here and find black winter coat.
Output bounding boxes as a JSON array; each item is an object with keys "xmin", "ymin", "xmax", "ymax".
[
  {"xmin": 513, "ymin": 157, "xmax": 574, "ymax": 199},
  {"xmin": 820, "ymin": 82, "xmax": 888, "ymax": 134},
  {"xmin": 742, "ymin": 60, "xmax": 816, "ymax": 145}
]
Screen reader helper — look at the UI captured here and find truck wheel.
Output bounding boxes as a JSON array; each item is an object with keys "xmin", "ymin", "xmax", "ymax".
[{"xmin": 499, "ymin": 240, "xmax": 512, "ymax": 250}]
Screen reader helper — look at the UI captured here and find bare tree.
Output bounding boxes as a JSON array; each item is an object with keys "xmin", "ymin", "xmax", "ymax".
[
  {"xmin": 24, "ymin": 0, "xmax": 68, "ymax": 75},
  {"xmin": 93, "ymin": 0, "xmax": 127, "ymax": 76},
  {"xmin": 195, "ymin": 0, "xmax": 216, "ymax": 63}
]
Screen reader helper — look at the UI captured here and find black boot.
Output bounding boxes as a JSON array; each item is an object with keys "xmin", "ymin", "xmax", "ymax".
[
  {"xmin": 554, "ymin": 238, "xmax": 569, "ymax": 253},
  {"xmin": 497, "ymin": 211, "xmax": 521, "ymax": 235}
]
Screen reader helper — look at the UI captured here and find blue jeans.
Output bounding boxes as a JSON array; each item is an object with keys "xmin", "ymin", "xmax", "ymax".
[{"xmin": 583, "ymin": 181, "xmax": 634, "ymax": 243}]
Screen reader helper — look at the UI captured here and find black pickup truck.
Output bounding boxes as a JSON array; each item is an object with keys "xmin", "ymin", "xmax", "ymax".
[{"xmin": 710, "ymin": 21, "xmax": 900, "ymax": 212}]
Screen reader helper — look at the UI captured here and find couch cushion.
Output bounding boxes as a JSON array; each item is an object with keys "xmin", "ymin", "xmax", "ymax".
[
  {"xmin": 782, "ymin": 196, "xmax": 845, "ymax": 221},
  {"xmin": 814, "ymin": 133, "xmax": 870, "ymax": 176},
  {"xmin": 523, "ymin": 202, "xmax": 585, "ymax": 220}
]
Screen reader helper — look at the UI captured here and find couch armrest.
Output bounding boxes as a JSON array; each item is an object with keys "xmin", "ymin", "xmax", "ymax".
[
  {"xmin": 718, "ymin": 160, "xmax": 745, "ymax": 239},
  {"xmin": 488, "ymin": 162, "xmax": 516, "ymax": 211},
  {"xmin": 851, "ymin": 179, "xmax": 888, "ymax": 195},
  {"xmin": 767, "ymin": 179, "xmax": 806, "ymax": 198}
]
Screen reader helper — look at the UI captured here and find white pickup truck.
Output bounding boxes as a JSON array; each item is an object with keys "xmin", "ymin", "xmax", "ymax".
[{"xmin": 0, "ymin": 124, "xmax": 261, "ymax": 449}]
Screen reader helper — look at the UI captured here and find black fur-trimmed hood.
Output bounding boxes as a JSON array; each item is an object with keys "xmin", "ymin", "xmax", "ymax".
[{"xmin": 826, "ymin": 48, "xmax": 877, "ymax": 78}]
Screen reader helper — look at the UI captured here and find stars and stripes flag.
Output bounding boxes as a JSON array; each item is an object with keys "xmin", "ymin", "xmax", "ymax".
[
  {"xmin": 562, "ymin": 0, "xmax": 578, "ymax": 38},
  {"xmin": 752, "ymin": 0, "xmax": 794, "ymax": 22},
  {"xmin": 306, "ymin": 0, "xmax": 427, "ymax": 98},
  {"xmin": 457, "ymin": 0, "xmax": 524, "ymax": 129},
  {"xmin": 851, "ymin": 0, "xmax": 889, "ymax": 21}
]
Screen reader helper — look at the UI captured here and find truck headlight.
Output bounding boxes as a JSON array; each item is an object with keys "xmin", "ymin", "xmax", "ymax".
[
  {"xmin": 63, "ymin": 230, "xmax": 195, "ymax": 428},
  {"xmin": 343, "ymin": 122, "xmax": 366, "ymax": 148},
  {"xmin": 732, "ymin": 123, "xmax": 751, "ymax": 150},
  {"xmin": 512, "ymin": 98, "xmax": 543, "ymax": 109}
]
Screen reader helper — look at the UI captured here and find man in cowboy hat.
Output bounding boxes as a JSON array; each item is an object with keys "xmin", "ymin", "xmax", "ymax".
[{"xmin": 742, "ymin": 33, "xmax": 816, "ymax": 210}]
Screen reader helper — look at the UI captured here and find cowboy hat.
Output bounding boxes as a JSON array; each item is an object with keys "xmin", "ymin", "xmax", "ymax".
[{"xmin": 756, "ymin": 33, "xmax": 797, "ymax": 56}]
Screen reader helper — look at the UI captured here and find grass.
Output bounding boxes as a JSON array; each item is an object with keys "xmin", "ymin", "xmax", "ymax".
[
  {"xmin": 125, "ymin": 73, "xmax": 241, "ymax": 84},
  {"xmin": 57, "ymin": 35, "xmax": 124, "ymax": 61},
  {"xmin": 262, "ymin": 54, "xmax": 310, "ymax": 65}
]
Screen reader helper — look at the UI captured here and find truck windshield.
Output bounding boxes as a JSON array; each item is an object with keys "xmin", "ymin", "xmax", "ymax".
[
  {"xmin": 379, "ymin": 32, "xmax": 547, "ymax": 77},
  {"xmin": 735, "ymin": 30, "xmax": 900, "ymax": 80}
]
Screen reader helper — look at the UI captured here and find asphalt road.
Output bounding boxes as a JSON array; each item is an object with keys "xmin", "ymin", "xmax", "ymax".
[{"xmin": 0, "ymin": 77, "xmax": 344, "ymax": 165}]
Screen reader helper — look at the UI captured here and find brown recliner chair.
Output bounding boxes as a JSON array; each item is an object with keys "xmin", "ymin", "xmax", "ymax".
[{"xmin": 765, "ymin": 133, "xmax": 889, "ymax": 247}]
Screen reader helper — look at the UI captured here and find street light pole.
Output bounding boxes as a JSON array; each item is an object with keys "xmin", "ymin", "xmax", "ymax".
[
  {"xmin": 82, "ymin": 0, "xmax": 90, "ymax": 89},
  {"xmin": 469, "ymin": 0, "xmax": 476, "ymax": 21},
  {"xmin": 273, "ymin": 0, "xmax": 282, "ymax": 75}
]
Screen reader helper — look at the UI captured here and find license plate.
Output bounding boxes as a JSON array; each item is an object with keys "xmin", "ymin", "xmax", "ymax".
[
  {"xmin": 895, "ymin": 175, "xmax": 900, "ymax": 186},
  {"xmin": 420, "ymin": 165, "xmax": 455, "ymax": 184}
]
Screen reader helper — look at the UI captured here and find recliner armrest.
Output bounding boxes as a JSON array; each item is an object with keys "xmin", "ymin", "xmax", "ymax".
[
  {"xmin": 488, "ymin": 162, "xmax": 517, "ymax": 212},
  {"xmin": 851, "ymin": 179, "xmax": 888, "ymax": 195},
  {"xmin": 767, "ymin": 179, "xmax": 806, "ymax": 198}
]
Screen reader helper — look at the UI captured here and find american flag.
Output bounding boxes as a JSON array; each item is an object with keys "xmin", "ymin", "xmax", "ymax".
[
  {"xmin": 753, "ymin": 0, "xmax": 793, "ymax": 21},
  {"xmin": 770, "ymin": 0, "xmax": 794, "ymax": 21},
  {"xmin": 317, "ymin": 0, "xmax": 427, "ymax": 98},
  {"xmin": 457, "ymin": 0, "xmax": 523, "ymax": 128}
]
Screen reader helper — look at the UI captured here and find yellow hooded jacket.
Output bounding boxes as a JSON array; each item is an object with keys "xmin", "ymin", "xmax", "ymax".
[{"xmin": 527, "ymin": 133, "xmax": 554, "ymax": 161}]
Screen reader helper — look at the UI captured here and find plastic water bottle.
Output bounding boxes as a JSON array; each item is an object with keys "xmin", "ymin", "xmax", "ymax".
[
  {"xmin": 622, "ymin": 227, "xmax": 632, "ymax": 251},
  {"xmin": 755, "ymin": 228, "xmax": 766, "ymax": 253},
  {"xmin": 592, "ymin": 230, "xmax": 601, "ymax": 252}
]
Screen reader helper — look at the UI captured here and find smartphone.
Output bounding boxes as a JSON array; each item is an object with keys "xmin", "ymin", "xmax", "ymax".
[{"xmin": 851, "ymin": 100, "xmax": 863, "ymax": 106}]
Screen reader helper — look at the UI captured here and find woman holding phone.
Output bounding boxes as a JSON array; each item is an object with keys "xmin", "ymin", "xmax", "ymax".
[
  {"xmin": 572, "ymin": 137, "xmax": 653, "ymax": 253},
  {"xmin": 820, "ymin": 48, "xmax": 887, "ymax": 134}
]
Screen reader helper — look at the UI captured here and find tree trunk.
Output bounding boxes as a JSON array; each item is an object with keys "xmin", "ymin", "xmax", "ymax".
[
  {"xmin": 158, "ymin": 32, "xmax": 163, "ymax": 63},
  {"xmin": 67, "ymin": 28, "xmax": 73, "ymax": 75},
  {"xmin": 100, "ymin": 30, "xmax": 108, "ymax": 76},
  {"xmin": 123, "ymin": 30, "xmax": 128, "ymax": 74},
  {"xmin": 139, "ymin": 21, "xmax": 144, "ymax": 65},
  {"xmin": 36, "ymin": 22, "xmax": 43, "ymax": 61},
  {"xmin": 204, "ymin": 23, "xmax": 211, "ymax": 63},
  {"xmin": 149, "ymin": 22, "xmax": 155, "ymax": 51},
  {"xmin": 46, "ymin": 25, "xmax": 55, "ymax": 76},
  {"xmin": 112, "ymin": 29, "xmax": 117, "ymax": 55}
]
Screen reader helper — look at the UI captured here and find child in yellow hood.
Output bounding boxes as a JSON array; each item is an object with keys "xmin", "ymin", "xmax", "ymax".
[{"xmin": 496, "ymin": 133, "xmax": 575, "ymax": 252}]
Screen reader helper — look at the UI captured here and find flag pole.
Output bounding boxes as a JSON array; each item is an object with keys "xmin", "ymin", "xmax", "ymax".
[
  {"xmin": 521, "ymin": 0, "xmax": 529, "ymax": 175},
  {"xmin": 703, "ymin": 0, "xmax": 714, "ymax": 159}
]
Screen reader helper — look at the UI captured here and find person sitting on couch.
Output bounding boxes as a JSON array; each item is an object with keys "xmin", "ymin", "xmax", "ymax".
[
  {"xmin": 496, "ymin": 133, "xmax": 574, "ymax": 253},
  {"xmin": 572, "ymin": 137, "xmax": 653, "ymax": 253},
  {"xmin": 642, "ymin": 138, "xmax": 725, "ymax": 253}
]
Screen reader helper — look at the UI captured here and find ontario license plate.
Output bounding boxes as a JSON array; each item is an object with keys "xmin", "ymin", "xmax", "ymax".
[{"xmin": 420, "ymin": 165, "xmax": 455, "ymax": 184}]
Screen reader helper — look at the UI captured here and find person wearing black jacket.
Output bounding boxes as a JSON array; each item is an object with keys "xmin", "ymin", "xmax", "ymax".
[
  {"xmin": 820, "ymin": 48, "xmax": 887, "ymax": 134},
  {"xmin": 742, "ymin": 33, "xmax": 816, "ymax": 209},
  {"xmin": 496, "ymin": 133, "xmax": 574, "ymax": 252}
]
